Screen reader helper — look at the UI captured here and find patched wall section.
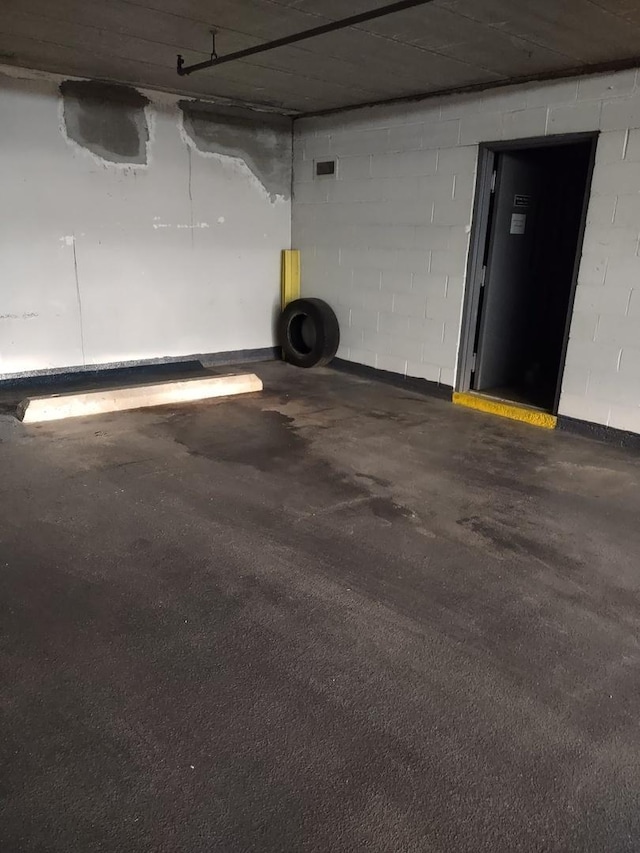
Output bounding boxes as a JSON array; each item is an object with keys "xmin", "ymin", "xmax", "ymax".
[
  {"xmin": 0, "ymin": 70, "xmax": 291, "ymax": 378},
  {"xmin": 180, "ymin": 101, "xmax": 293, "ymax": 201},
  {"xmin": 60, "ymin": 80, "xmax": 150, "ymax": 165}
]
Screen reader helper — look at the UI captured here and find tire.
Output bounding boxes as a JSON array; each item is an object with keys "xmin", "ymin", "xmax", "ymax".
[{"xmin": 278, "ymin": 298, "xmax": 340, "ymax": 368}]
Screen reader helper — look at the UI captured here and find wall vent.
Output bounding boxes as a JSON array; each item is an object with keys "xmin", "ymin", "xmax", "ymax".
[{"xmin": 315, "ymin": 159, "xmax": 336, "ymax": 178}]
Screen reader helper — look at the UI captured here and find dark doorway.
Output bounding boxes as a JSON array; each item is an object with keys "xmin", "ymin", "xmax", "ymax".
[{"xmin": 465, "ymin": 138, "xmax": 595, "ymax": 413}]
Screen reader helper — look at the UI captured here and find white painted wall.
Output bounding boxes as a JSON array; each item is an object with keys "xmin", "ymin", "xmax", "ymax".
[
  {"xmin": 293, "ymin": 69, "xmax": 640, "ymax": 434},
  {"xmin": 0, "ymin": 68, "xmax": 291, "ymax": 378}
]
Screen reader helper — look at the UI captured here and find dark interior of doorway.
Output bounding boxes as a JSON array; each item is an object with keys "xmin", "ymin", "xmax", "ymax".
[{"xmin": 471, "ymin": 140, "xmax": 593, "ymax": 412}]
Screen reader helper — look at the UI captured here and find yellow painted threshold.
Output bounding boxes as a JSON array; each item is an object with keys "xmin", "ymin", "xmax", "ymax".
[
  {"xmin": 281, "ymin": 249, "xmax": 301, "ymax": 309},
  {"xmin": 452, "ymin": 392, "xmax": 557, "ymax": 430}
]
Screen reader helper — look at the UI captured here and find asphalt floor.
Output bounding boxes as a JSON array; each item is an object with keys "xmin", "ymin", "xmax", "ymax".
[{"xmin": 1, "ymin": 360, "xmax": 639, "ymax": 852}]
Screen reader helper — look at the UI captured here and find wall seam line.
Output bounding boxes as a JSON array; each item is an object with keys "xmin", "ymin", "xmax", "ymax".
[{"xmin": 72, "ymin": 237, "xmax": 86, "ymax": 367}]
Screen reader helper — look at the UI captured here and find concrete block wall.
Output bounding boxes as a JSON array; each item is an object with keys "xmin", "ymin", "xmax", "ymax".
[
  {"xmin": 293, "ymin": 69, "xmax": 640, "ymax": 434},
  {"xmin": 0, "ymin": 67, "xmax": 291, "ymax": 378}
]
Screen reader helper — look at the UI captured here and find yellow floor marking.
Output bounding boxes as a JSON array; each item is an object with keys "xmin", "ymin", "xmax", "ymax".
[{"xmin": 452, "ymin": 392, "xmax": 557, "ymax": 429}]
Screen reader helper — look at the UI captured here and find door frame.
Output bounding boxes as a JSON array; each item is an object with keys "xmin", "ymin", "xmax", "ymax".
[{"xmin": 456, "ymin": 132, "xmax": 599, "ymax": 414}]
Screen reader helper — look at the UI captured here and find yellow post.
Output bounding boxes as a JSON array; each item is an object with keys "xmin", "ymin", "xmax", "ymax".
[{"xmin": 281, "ymin": 249, "xmax": 301, "ymax": 310}]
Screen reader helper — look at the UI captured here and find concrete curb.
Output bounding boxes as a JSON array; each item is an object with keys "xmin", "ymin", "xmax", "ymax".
[{"xmin": 17, "ymin": 373, "xmax": 263, "ymax": 423}]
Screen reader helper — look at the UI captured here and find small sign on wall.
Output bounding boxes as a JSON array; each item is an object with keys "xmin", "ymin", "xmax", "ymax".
[
  {"xmin": 510, "ymin": 213, "xmax": 527, "ymax": 235},
  {"xmin": 514, "ymin": 194, "xmax": 532, "ymax": 208}
]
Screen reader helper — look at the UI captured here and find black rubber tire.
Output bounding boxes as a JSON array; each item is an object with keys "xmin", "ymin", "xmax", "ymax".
[{"xmin": 278, "ymin": 298, "xmax": 340, "ymax": 368}]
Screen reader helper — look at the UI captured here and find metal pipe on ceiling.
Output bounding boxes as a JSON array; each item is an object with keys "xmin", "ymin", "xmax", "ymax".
[{"xmin": 177, "ymin": 0, "xmax": 437, "ymax": 77}]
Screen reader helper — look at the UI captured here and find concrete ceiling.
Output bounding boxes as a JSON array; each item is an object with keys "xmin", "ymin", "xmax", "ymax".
[{"xmin": 2, "ymin": 0, "xmax": 640, "ymax": 114}]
